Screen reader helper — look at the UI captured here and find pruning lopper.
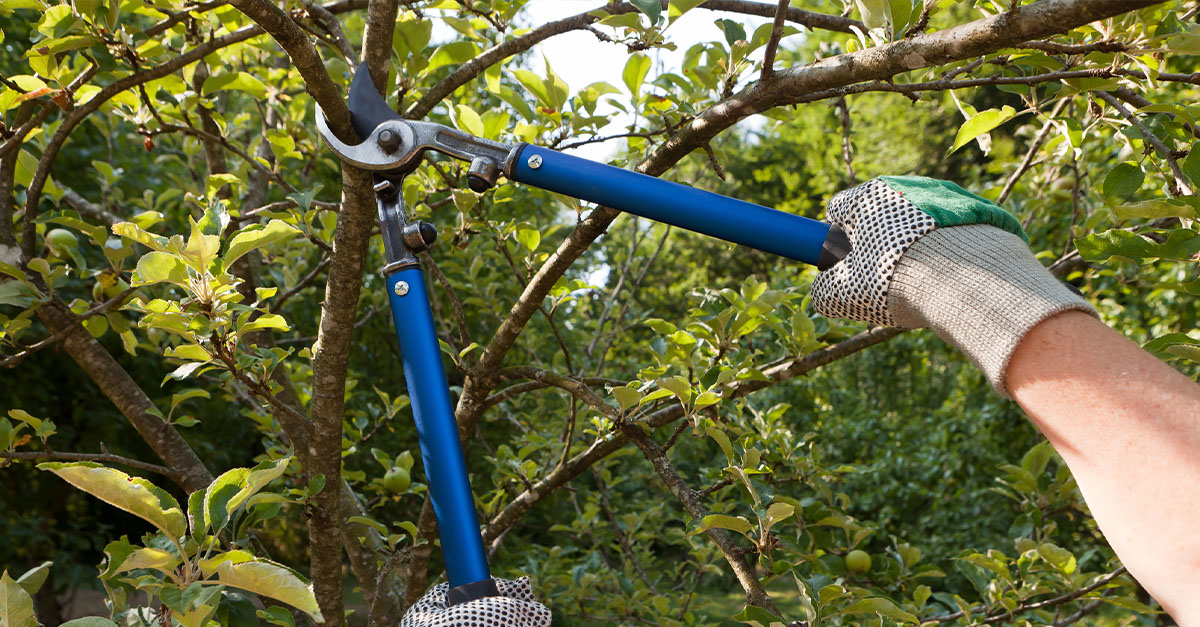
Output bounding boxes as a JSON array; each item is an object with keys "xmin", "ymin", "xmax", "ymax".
[{"xmin": 316, "ymin": 62, "xmax": 849, "ymax": 606}]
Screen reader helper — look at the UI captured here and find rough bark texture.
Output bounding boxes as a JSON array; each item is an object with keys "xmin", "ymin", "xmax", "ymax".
[{"xmin": 305, "ymin": 165, "xmax": 378, "ymax": 626}]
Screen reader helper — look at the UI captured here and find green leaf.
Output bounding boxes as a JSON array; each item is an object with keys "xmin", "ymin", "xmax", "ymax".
[
  {"xmin": 623, "ymin": 53, "xmax": 651, "ymax": 100},
  {"xmin": 691, "ymin": 514, "xmax": 752, "ymax": 536},
  {"xmin": 1037, "ymin": 542, "xmax": 1077, "ymax": 574},
  {"xmin": 165, "ymin": 344, "xmax": 212, "ymax": 362},
  {"xmin": 1182, "ymin": 142, "xmax": 1200, "ymax": 188},
  {"xmin": 452, "ymin": 104, "xmax": 485, "ymax": 137},
  {"xmin": 835, "ymin": 597, "xmax": 918, "ymax": 623},
  {"xmin": 205, "ymin": 468, "xmax": 251, "ymax": 532},
  {"xmin": 60, "ymin": 619, "xmax": 120, "ymax": 627},
  {"xmin": 38, "ymin": 462, "xmax": 186, "ymax": 539},
  {"xmin": 611, "ymin": 386, "xmax": 641, "ymax": 411},
  {"xmin": 1075, "ymin": 230, "xmax": 1157, "ymax": 262},
  {"xmin": 37, "ymin": 3, "xmax": 73, "ymax": 37},
  {"xmin": 0, "ymin": 572, "xmax": 35, "ymax": 627},
  {"xmin": 215, "ymin": 559, "xmax": 323, "ymax": 622},
  {"xmin": 706, "ymin": 426, "xmax": 734, "ymax": 464},
  {"xmin": 204, "ymin": 458, "xmax": 289, "ymax": 532},
  {"xmin": 134, "ymin": 251, "xmax": 190, "ymax": 286},
  {"xmin": 241, "ymin": 313, "xmax": 290, "ymax": 334},
  {"xmin": 1111, "ymin": 199, "xmax": 1195, "ymax": 221},
  {"xmin": 202, "ymin": 72, "xmax": 267, "ymax": 99},
  {"xmin": 224, "ymin": 220, "xmax": 300, "ymax": 266},
  {"xmin": 629, "ymin": 0, "xmax": 660, "ymax": 23},
  {"xmin": 764, "ymin": 502, "xmax": 795, "ymax": 528},
  {"xmin": 112, "ymin": 222, "xmax": 167, "ymax": 251},
  {"xmin": 226, "ymin": 458, "xmax": 289, "ymax": 513},
  {"xmin": 855, "ymin": 0, "xmax": 891, "ymax": 31},
  {"xmin": 14, "ymin": 561, "xmax": 51, "ymax": 596},
  {"xmin": 109, "ymin": 547, "xmax": 178, "ymax": 576},
  {"xmin": 733, "ymin": 605, "xmax": 780, "ymax": 625},
  {"xmin": 515, "ymin": 228, "xmax": 540, "ymax": 252},
  {"xmin": 715, "ymin": 19, "xmax": 746, "ymax": 46},
  {"xmin": 428, "ymin": 41, "xmax": 478, "ymax": 72},
  {"xmin": 949, "ymin": 106, "xmax": 1019, "ymax": 155},
  {"xmin": 668, "ymin": 0, "xmax": 706, "ymax": 19},
  {"xmin": 1102, "ymin": 162, "xmax": 1144, "ymax": 199}
]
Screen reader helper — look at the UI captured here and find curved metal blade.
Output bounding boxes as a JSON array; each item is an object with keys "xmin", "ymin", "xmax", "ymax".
[{"xmin": 348, "ymin": 61, "xmax": 402, "ymax": 139}]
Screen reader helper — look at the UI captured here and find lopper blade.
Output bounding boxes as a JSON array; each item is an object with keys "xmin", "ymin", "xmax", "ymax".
[{"xmin": 348, "ymin": 61, "xmax": 403, "ymax": 139}]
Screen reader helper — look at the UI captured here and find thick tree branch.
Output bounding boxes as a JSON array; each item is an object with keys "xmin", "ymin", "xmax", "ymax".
[
  {"xmin": 305, "ymin": 165, "xmax": 378, "ymax": 625},
  {"xmin": 646, "ymin": 0, "xmax": 1166, "ymax": 169},
  {"xmin": 361, "ymin": 0, "xmax": 399, "ymax": 95},
  {"xmin": 404, "ymin": 0, "xmax": 857, "ymax": 119}
]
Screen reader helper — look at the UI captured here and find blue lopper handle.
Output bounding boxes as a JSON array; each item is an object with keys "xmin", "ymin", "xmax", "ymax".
[{"xmin": 509, "ymin": 145, "xmax": 846, "ymax": 268}]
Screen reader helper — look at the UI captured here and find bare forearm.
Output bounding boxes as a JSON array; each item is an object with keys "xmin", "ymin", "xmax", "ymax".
[{"xmin": 1008, "ymin": 311, "xmax": 1200, "ymax": 621}]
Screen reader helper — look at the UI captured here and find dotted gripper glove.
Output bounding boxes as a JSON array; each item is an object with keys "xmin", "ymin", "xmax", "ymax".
[
  {"xmin": 399, "ymin": 577, "xmax": 551, "ymax": 627},
  {"xmin": 811, "ymin": 176, "xmax": 1097, "ymax": 397}
]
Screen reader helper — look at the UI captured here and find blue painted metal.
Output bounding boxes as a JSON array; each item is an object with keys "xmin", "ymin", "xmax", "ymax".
[
  {"xmin": 386, "ymin": 268, "xmax": 490, "ymax": 589},
  {"xmin": 511, "ymin": 145, "xmax": 832, "ymax": 266}
]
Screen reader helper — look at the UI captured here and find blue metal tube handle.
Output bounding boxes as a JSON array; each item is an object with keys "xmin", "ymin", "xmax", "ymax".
[
  {"xmin": 386, "ymin": 268, "xmax": 491, "ymax": 591},
  {"xmin": 510, "ymin": 145, "xmax": 840, "ymax": 267}
]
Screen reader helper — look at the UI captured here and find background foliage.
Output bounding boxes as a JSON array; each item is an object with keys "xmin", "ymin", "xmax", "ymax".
[{"xmin": 2, "ymin": 0, "xmax": 1198, "ymax": 625}]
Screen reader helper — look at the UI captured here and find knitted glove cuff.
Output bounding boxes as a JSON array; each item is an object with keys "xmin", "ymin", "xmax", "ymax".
[{"xmin": 887, "ymin": 225, "xmax": 1097, "ymax": 397}]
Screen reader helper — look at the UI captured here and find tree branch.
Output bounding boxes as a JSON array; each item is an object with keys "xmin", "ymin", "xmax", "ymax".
[
  {"xmin": 1096, "ymin": 90, "xmax": 1193, "ymax": 197},
  {"xmin": 404, "ymin": 0, "xmax": 857, "ymax": 119},
  {"xmin": 304, "ymin": 165, "xmax": 378, "ymax": 625},
  {"xmin": 999, "ymin": 98, "xmax": 1070, "ymax": 204},
  {"xmin": 621, "ymin": 424, "xmax": 779, "ymax": 615},
  {"xmin": 361, "ymin": 0, "xmax": 399, "ymax": 95},
  {"xmin": 926, "ymin": 566, "xmax": 1129, "ymax": 623},
  {"xmin": 33, "ymin": 302, "xmax": 214, "ymax": 492},
  {"xmin": 0, "ymin": 450, "xmax": 176, "ymax": 478},
  {"xmin": 228, "ymin": 0, "xmax": 355, "ymax": 139},
  {"xmin": 759, "ymin": 0, "xmax": 789, "ymax": 82},
  {"xmin": 645, "ymin": 0, "xmax": 1166, "ymax": 170}
]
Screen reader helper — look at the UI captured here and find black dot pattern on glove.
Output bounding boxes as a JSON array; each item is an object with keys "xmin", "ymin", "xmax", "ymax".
[
  {"xmin": 811, "ymin": 178, "xmax": 936, "ymax": 326},
  {"xmin": 400, "ymin": 577, "xmax": 552, "ymax": 627}
]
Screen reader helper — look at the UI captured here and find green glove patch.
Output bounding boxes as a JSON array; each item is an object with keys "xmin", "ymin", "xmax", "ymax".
[{"xmin": 878, "ymin": 176, "xmax": 1028, "ymax": 242}]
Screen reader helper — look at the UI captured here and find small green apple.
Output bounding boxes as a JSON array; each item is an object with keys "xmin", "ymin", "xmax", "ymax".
[{"xmin": 845, "ymin": 549, "xmax": 871, "ymax": 574}]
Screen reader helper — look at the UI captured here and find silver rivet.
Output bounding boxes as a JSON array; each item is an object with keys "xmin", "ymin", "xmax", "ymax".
[
  {"xmin": 527, "ymin": 154, "xmax": 543, "ymax": 169},
  {"xmin": 393, "ymin": 281, "xmax": 409, "ymax": 296}
]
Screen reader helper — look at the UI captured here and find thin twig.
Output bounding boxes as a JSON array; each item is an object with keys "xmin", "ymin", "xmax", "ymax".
[
  {"xmin": 1096, "ymin": 91, "xmax": 1193, "ymax": 197},
  {"xmin": 834, "ymin": 96, "xmax": 857, "ymax": 184},
  {"xmin": 760, "ymin": 0, "xmax": 790, "ymax": 82},
  {"xmin": 1, "ymin": 450, "xmax": 176, "ymax": 478},
  {"xmin": 926, "ymin": 567, "xmax": 1128, "ymax": 623},
  {"xmin": 998, "ymin": 98, "xmax": 1069, "ymax": 204}
]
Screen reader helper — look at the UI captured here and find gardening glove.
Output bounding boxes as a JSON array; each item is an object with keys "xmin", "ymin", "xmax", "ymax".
[
  {"xmin": 399, "ymin": 577, "xmax": 552, "ymax": 627},
  {"xmin": 811, "ymin": 176, "xmax": 1096, "ymax": 397}
]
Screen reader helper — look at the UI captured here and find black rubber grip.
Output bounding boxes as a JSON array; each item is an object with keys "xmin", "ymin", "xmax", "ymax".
[
  {"xmin": 816, "ymin": 223, "xmax": 850, "ymax": 271},
  {"xmin": 446, "ymin": 578, "xmax": 501, "ymax": 606}
]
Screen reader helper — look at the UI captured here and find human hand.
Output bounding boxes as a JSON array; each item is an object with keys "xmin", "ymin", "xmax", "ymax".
[
  {"xmin": 811, "ymin": 176, "xmax": 1094, "ymax": 395},
  {"xmin": 399, "ymin": 577, "xmax": 551, "ymax": 627}
]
